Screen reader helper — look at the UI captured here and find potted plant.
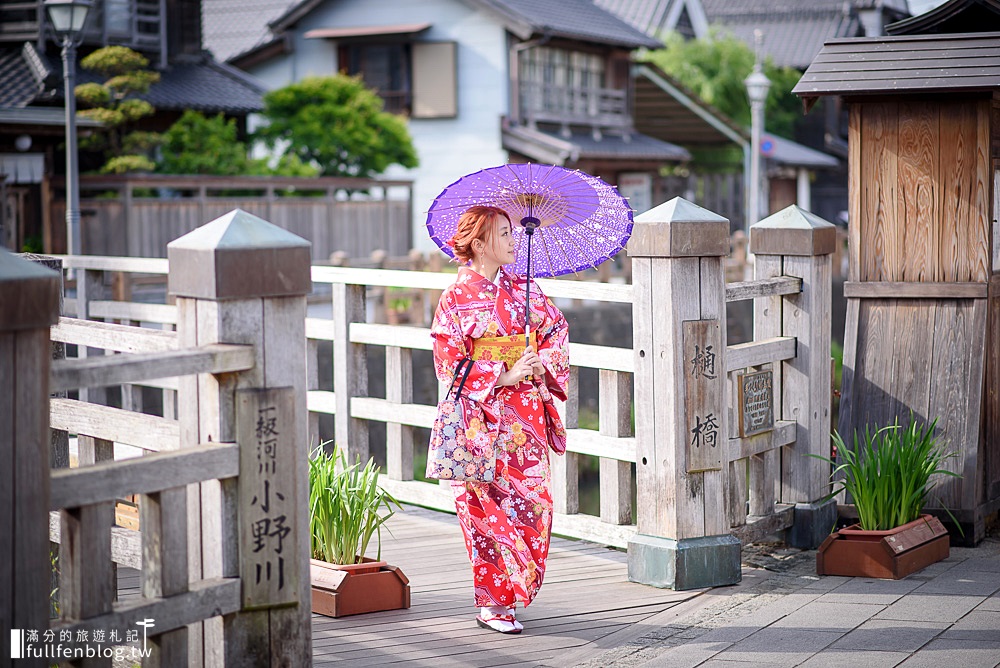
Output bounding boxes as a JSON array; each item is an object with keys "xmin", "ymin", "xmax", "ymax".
[
  {"xmin": 309, "ymin": 445, "xmax": 409, "ymax": 617},
  {"xmin": 813, "ymin": 414, "xmax": 961, "ymax": 579}
]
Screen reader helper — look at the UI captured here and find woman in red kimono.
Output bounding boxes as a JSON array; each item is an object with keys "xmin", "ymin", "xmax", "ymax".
[{"xmin": 431, "ymin": 205, "xmax": 570, "ymax": 634}]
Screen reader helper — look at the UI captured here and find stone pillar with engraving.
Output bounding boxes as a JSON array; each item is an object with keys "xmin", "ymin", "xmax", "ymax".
[
  {"xmin": 627, "ymin": 197, "xmax": 741, "ymax": 590},
  {"xmin": 750, "ymin": 205, "xmax": 836, "ymax": 549}
]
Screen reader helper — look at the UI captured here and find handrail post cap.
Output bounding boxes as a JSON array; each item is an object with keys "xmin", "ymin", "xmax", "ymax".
[
  {"xmin": 627, "ymin": 197, "xmax": 730, "ymax": 258},
  {"xmin": 0, "ymin": 249, "xmax": 60, "ymax": 331},
  {"xmin": 167, "ymin": 208, "xmax": 312, "ymax": 300},
  {"xmin": 750, "ymin": 205, "xmax": 837, "ymax": 256}
]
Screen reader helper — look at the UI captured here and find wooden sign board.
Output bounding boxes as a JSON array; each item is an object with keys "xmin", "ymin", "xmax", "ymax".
[
  {"xmin": 237, "ymin": 387, "xmax": 299, "ymax": 609},
  {"xmin": 682, "ymin": 319, "xmax": 723, "ymax": 472},
  {"xmin": 738, "ymin": 369, "xmax": 774, "ymax": 437}
]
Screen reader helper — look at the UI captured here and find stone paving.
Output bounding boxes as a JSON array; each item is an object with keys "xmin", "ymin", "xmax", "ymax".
[{"xmin": 574, "ymin": 536, "xmax": 1000, "ymax": 667}]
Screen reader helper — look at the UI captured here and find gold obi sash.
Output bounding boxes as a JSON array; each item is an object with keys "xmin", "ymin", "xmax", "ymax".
[{"xmin": 471, "ymin": 332, "xmax": 537, "ymax": 366}]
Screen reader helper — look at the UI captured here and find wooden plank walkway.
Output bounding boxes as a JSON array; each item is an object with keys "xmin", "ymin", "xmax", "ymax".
[
  {"xmin": 311, "ymin": 505, "xmax": 703, "ymax": 667},
  {"xmin": 117, "ymin": 505, "xmax": 710, "ymax": 666}
]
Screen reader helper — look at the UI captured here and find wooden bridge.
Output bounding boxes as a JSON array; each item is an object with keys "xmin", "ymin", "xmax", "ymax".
[{"xmin": 2, "ymin": 200, "xmax": 836, "ymax": 665}]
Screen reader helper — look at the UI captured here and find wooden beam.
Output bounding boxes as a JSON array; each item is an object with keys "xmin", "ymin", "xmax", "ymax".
[
  {"xmin": 50, "ymin": 343, "xmax": 255, "ymax": 392},
  {"xmin": 843, "ymin": 281, "xmax": 987, "ymax": 299},
  {"xmin": 61, "ymin": 255, "xmax": 169, "ymax": 274},
  {"xmin": 730, "ymin": 505, "xmax": 794, "ymax": 545},
  {"xmin": 725, "ymin": 276, "xmax": 802, "ymax": 303},
  {"xmin": 728, "ymin": 420, "xmax": 797, "ymax": 460},
  {"xmin": 50, "ymin": 397, "xmax": 178, "ymax": 449},
  {"xmin": 87, "ymin": 300, "xmax": 178, "ymax": 325},
  {"xmin": 50, "ymin": 444, "xmax": 238, "ymax": 510},
  {"xmin": 306, "ymin": 390, "xmax": 337, "ymax": 415},
  {"xmin": 49, "ymin": 512, "xmax": 141, "ymax": 569},
  {"xmin": 312, "ymin": 266, "xmax": 634, "ymax": 303},
  {"xmin": 50, "ymin": 578, "xmax": 241, "ymax": 639},
  {"xmin": 51, "ymin": 316, "xmax": 177, "ymax": 353},
  {"xmin": 726, "ymin": 336, "xmax": 796, "ymax": 371},
  {"xmin": 350, "ymin": 397, "xmax": 436, "ymax": 428}
]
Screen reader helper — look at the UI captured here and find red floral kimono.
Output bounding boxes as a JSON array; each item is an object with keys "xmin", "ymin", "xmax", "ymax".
[{"xmin": 431, "ymin": 265, "xmax": 570, "ymax": 608}]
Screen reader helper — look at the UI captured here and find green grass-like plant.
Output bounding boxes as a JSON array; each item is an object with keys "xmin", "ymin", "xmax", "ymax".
[
  {"xmin": 813, "ymin": 414, "xmax": 961, "ymax": 531},
  {"xmin": 309, "ymin": 444, "xmax": 401, "ymax": 564}
]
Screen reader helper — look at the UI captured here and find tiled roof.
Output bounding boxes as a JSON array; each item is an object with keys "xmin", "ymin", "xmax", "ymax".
[
  {"xmin": 793, "ymin": 31, "xmax": 1000, "ymax": 99},
  {"xmin": 702, "ymin": 0, "xmax": 862, "ymax": 69},
  {"xmin": 238, "ymin": 0, "xmax": 663, "ymax": 60},
  {"xmin": 202, "ymin": 0, "xmax": 298, "ymax": 62},
  {"xmin": 140, "ymin": 59, "xmax": 266, "ymax": 113},
  {"xmin": 503, "ymin": 123, "xmax": 690, "ymax": 164},
  {"xmin": 0, "ymin": 48, "xmax": 43, "ymax": 108},
  {"xmin": 483, "ymin": 0, "xmax": 663, "ymax": 47},
  {"xmin": 0, "ymin": 46, "xmax": 265, "ymax": 114}
]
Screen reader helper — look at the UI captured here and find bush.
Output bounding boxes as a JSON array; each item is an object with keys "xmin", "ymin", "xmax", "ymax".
[{"xmin": 814, "ymin": 414, "xmax": 960, "ymax": 531}]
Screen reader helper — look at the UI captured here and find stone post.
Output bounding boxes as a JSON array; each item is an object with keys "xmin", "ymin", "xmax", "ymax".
[
  {"xmin": 627, "ymin": 197, "xmax": 741, "ymax": 590},
  {"xmin": 750, "ymin": 205, "xmax": 836, "ymax": 548}
]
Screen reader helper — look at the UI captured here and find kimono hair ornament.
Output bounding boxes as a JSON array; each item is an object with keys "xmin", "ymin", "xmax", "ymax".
[{"xmin": 426, "ymin": 358, "xmax": 498, "ymax": 483}]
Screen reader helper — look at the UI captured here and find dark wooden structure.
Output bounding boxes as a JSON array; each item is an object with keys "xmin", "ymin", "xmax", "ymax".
[{"xmin": 794, "ymin": 1, "xmax": 1000, "ymax": 543}]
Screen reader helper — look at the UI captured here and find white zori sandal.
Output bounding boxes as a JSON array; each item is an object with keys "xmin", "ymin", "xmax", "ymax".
[{"xmin": 476, "ymin": 606, "xmax": 523, "ymax": 634}]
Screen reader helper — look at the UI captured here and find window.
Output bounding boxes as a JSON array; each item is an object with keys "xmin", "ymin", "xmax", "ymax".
[
  {"xmin": 338, "ymin": 41, "xmax": 456, "ymax": 118},
  {"xmin": 519, "ymin": 46, "xmax": 608, "ymax": 122}
]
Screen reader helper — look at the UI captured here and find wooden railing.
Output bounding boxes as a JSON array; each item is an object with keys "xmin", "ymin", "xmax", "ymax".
[
  {"xmin": 2, "ymin": 213, "xmax": 313, "ymax": 664},
  {"xmin": 49, "ymin": 206, "xmax": 834, "ymax": 556},
  {"xmin": 520, "ymin": 81, "xmax": 630, "ymax": 130}
]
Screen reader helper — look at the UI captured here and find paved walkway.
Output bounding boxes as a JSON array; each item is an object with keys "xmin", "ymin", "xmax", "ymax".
[{"xmin": 578, "ymin": 534, "xmax": 1000, "ymax": 668}]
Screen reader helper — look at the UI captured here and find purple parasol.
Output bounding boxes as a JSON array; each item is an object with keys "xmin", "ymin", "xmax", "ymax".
[
  {"xmin": 426, "ymin": 163, "xmax": 634, "ymax": 346},
  {"xmin": 426, "ymin": 163, "xmax": 633, "ymax": 278}
]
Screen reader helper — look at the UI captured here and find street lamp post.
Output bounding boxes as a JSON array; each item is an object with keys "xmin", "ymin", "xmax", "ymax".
[
  {"xmin": 744, "ymin": 29, "xmax": 771, "ymax": 231},
  {"xmin": 45, "ymin": 0, "xmax": 92, "ymax": 257}
]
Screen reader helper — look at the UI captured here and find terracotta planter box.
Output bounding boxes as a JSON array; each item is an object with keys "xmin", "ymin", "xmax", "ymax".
[
  {"xmin": 817, "ymin": 514, "xmax": 950, "ymax": 579},
  {"xmin": 310, "ymin": 558, "xmax": 410, "ymax": 617}
]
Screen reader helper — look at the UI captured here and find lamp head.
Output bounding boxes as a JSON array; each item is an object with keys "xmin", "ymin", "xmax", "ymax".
[{"xmin": 45, "ymin": 0, "xmax": 92, "ymax": 39}]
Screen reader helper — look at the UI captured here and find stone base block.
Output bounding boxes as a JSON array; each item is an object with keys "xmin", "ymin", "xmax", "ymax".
[
  {"xmin": 627, "ymin": 533, "xmax": 741, "ymax": 590},
  {"xmin": 788, "ymin": 499, "xmax": 838, "ymax": 549}
]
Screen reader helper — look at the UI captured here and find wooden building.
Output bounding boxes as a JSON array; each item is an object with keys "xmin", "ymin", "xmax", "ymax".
[{"xmin": 793, "ymin": 0, "xmax": 1000, "ymax": 543}]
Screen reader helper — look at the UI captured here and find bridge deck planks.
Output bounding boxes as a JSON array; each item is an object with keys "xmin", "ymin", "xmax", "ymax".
[{"xmin": 114, "ymin": 504, "xmax": 703, "ymax": 666}]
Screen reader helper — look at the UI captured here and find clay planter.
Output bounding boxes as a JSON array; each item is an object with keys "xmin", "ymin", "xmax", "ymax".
[
  {"xmin": 817, "ymin": 514, "xmax": 950, "ymax": 579},
  {"xmin": 310, "ymin": 557, "xmax": 410, "ymax": 617}
]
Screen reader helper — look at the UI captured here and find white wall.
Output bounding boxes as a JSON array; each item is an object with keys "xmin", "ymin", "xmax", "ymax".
[{"xmin": 245, "ymin": 0, "xmax": 511, "ymax": 253}]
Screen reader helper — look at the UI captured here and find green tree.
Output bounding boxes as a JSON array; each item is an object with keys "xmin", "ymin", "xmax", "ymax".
[
  {"xmin": 255, "ymin": 75, "xmax": 418, "ymax": 177},
  {"xmin": 157, "ymin": 110, "xmax": 320, "ymax": 177},
  {"xmin": 641, "ymin": 29, "xmax": 803, "ymax": 146},
  {"xmin": 158, "ymin": 110, "xmax": 253, "ymax": 175},
  {"xmin": 75, "ymin": 46, "xmax": 161, "ymax": 173}
]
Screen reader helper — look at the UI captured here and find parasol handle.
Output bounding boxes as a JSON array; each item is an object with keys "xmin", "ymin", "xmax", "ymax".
[{"xmin": 522, "ymin": 223, "xmax": 536, "ymax": 350}]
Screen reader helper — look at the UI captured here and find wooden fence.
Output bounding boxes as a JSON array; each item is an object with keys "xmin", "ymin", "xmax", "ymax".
[
  {"xmin": 31, "ymin": 201, "xmax": 835, "ymax": 594},
  {"xmin": 1, "ymin": 211, "xmax": 313, "ymax": 665},
  {"xmin": 48, "ymin": 174, "xmax": 413, "ymax": 260}
]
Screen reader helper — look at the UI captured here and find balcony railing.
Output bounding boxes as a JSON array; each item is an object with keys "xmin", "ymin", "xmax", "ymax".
[
  {"xmin": 519, "ymin": 82, "xmax": 630, "ymax": 130},
  {"xmin": 1, "ymin": 0, "xmax": 164, "ymax": 61}
]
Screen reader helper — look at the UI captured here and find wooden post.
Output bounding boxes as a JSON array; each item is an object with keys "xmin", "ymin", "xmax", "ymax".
[
  {"xmin": 750, "ymin": 205, "xmax": 836, "ymax": 549},
  {"xmin": 551, "ymin": 367, "xmax": 580, "ymax": 515},
  {"xmin": 77, "ymin": 268, "xmax": 109, "ymax": 406},
  {"xmin": 0, "ymin": 249, "xmax": 60, "ymax": 667},
  {"xmin": 599, "ymin": 370, "xmax": 632, "ymax": 524},
  {"xmin": 168, "ymin": 208, "xmax": 313, "ymax": 665},
  {"xmin": 333, "ymin": 282, "xmax": 369, "ymax": 464},
  {"xmin": 626, "ymin": 197, "xmax": 741, "ymax": 590},
  {"xmin": 385, "ymin": 345, "xmax": 414, "ymax": 480}
]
